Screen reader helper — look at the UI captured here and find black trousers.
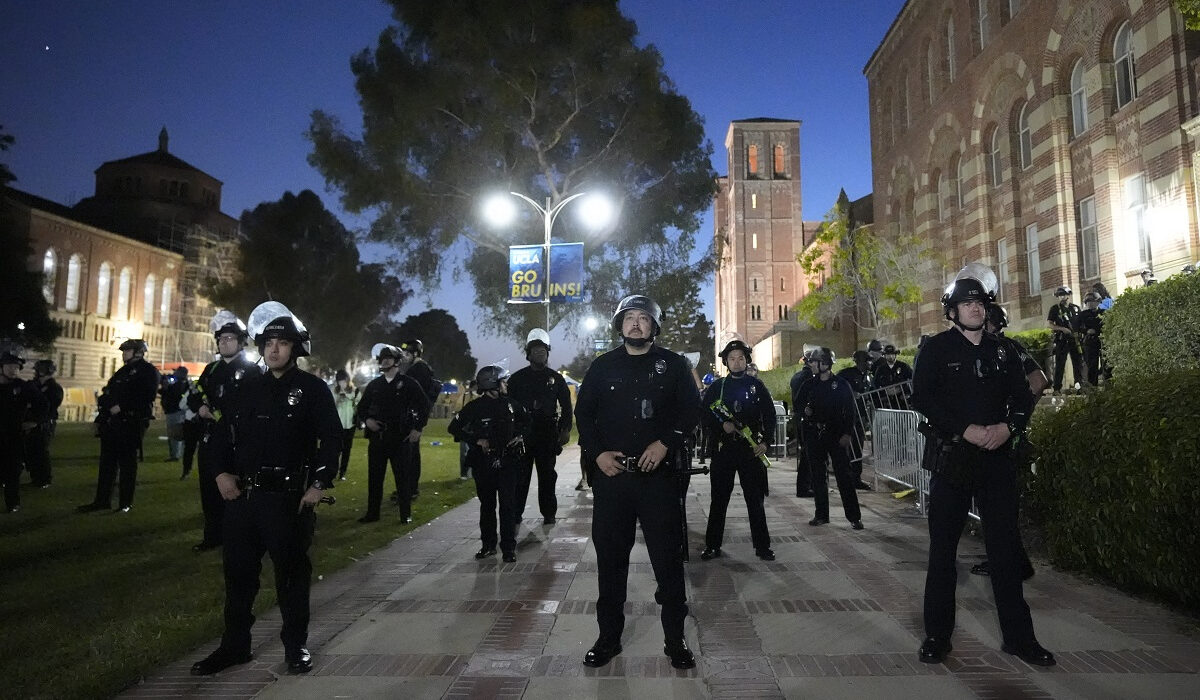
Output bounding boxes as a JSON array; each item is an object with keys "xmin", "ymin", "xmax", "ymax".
[
  {"xmin": 181, "ymin": 420, "xmax": 202, "ymax": 475},
  {"xmin": 1, "ymin": 435, "xmax": 23, "ymax": 509},
  {"xmin": 366, "ymin": 433, "xmax": 412, "ymax": 519},
  {"xmin": 704, "ymin": 438, "xmax": 770, "ymax": 551},
  {"xmin": 220, "ymin": 491, "xmax": 314, "ymax": 655},
  {"xmin": 591, "ymin": 470, "xmax": 688, "ymax": 642},
  {"xmin": 1083, "ymin": 338, "xmax": 1102, "ymax": 386},
  {"xmin": 338, "ymin": 427, "xmax": 356, "ymax": 478},
  {"xmin": 409, "ymin": 442, "xmax": 422, "ymax": 495},
  {"xmin": 93, "ymin": 420, "xmax": 141, "ymax": 508},
  {"xmin": 924, "ymin": 455, "xmax": 1036, "ymax": 647},
  {"xmin": 1052, "ymin": 337, "xmax": 1083, "ymax": 391},
  {"xmin": 514, "ymin": 446, "xmax": 559, "ymax": 521},
  {"xmin": 23, "ymin": 424, "xmax": 51, "ymax": 486},
  {"xmin": 804, "ymin": 429, "xmax": 861, "ymax": 522},
  {"xmin": 470, "ymin": 450, "xmax": 519, "ymax": 553},
  {"xmin": 197, "ymin": 430, "xmax": 226, "ymax": 546}
]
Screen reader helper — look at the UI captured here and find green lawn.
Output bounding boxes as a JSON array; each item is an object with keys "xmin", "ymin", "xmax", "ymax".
[{"xmin": 0, "ymin": 419, "xmax": 475, "ymax": 700}]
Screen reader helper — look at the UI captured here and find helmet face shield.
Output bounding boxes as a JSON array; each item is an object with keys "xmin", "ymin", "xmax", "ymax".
[
  {"xmin": 210, "ymin": 309, "xmax": 248, "ymax": 341},
  {"xmin": 247, "ymin": 301, "xmax": 310, "ymax": 357},
  {"xmin": 475, "ymin": 365, "xmax": 506, "ymax": 392},
  {"xmin": 371, "ymin": 342, "xmax": 400, "ymax": 362}
]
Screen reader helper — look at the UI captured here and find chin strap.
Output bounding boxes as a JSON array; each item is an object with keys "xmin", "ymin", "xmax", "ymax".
[
  {"xmin": 623, "ymin": 336, "xmax": 650, "ymax": 348},
  {"xmin": 951, "ymin": 317, "xmax": 984, "ymax": 332}
]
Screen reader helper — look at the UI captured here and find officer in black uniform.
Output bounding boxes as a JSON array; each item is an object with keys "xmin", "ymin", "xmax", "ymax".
[
  {"xmin": 789, "ymin": 349, "xmax": 816, "ymax": 497},
  {"xmin": 356, "ymin": 343, "xmax": 430, "ymax": 524},
  {"xmin": 794, "ymin": 347, "xmax": 863, "ymax": 529},
  {"xmin": 866, "ymin": 338, "xmax": 885, "ymax": 374},
  {"xmin": 189, "ymin": 310, "xmax": 262, "ymax": 551},
  {"xmin": 873, "ymin": 344, "xmax": 913, "ymax": 408},
  {"xmin": 77, "ymin": 339, "xmax": 159, "ymax": 513},
  {"xmin": 1047, "ymin": 285, "xmax": 1083, "ymax": 393},
  {"xmin": 1077, "ymin": 292, "xmax": 1104, "ymax": 387},
  {"xmin": 698, "ymin": 339, "xmax": 775, "ymax": 561},
  {"xmin": 26, "ymin": 359, "xmax": 62, "ymax": 488},
  {"xmin": 507, "ymin": 328, "xmax": 572, "ymax": 524},
  {"xmin": 398, "ymin": 339, "xmax": 438, "ymax": 501},
  {"xmin": 449, "ymin": 365, "xmax": 530, "ymax": 562},
  {"xmin": 912, "ymin": 263, "xmax": 1053, "ymax": 668},
  {"xmin": 1, "ymin": 344, "xmax": 46, "ymax": 512},
  {"xmin": 575, "ymin": 294, "xmax": 699, "ymax": 670},
  {"xmin": 190, "ymin": 301, "xmax": 341, "ymax": 676},
  {"xmin": 837, "ymin": 351, "xmax": 877, "ymax": 491}
]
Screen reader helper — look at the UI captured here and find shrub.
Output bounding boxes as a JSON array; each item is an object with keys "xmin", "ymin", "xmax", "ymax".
[
  {"xmin": 1103, "ymin": 272, "xmax": 1200, "ymax": 380},
  {"xmin": 1025, "ymin": 370, "xmax": 1200, "ymax": 610}
]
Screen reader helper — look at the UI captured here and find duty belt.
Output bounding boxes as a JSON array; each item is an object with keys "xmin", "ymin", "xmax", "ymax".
[{"xmin": 241, "ymin": 465, "xmax": 304, "ymax": 492}]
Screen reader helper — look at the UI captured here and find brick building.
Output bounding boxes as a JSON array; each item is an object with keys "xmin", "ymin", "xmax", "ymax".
[{"xmin": 865, "ymin": 0, "xmax": 1200, "ymax": 346}]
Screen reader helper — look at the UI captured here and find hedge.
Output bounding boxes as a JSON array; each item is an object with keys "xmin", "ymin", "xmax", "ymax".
[
  {"xmin": 1025, "ymin": 369, "xmax": 1200, "ymax": 610},
  {"xmin": 1103, "ymin": 272, "xmax": 1200, "ymax": 380}
]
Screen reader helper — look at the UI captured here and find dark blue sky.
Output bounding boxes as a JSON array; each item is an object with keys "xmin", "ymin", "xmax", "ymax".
[{"xmin": 1, "ymin": 0, "xmax": 905, "ymax": 365}]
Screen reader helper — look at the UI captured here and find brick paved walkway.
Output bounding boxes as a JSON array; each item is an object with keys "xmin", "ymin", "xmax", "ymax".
[{"xmin": 124, "ymin": 447, "xmax": 1200, "ymax": 699}]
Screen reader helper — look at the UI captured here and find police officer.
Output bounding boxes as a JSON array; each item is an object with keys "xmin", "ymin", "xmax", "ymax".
[
  {"xmin": 789, "ymin": 348, "xmax": 816, "ymax": 498},
  {"xmin": 26, "ymin": 359, "xmax": 62, "ymax": 488},
  {"xmin": 1, "ymin": 344, "xmax": 46, "ymax": 512},
  {"xmin": 873, "ymin": 344, "xmax": 913, "ymax": 408},
  {"xmin": 189, "ymin": 311, "xmax": 262, "ymax": 552},
  {"xmin": 912, "ymin": 264, "xmax": 1053, "ymax": 667},
  {"xmin": 837, "ymin": 351, "xmax": 877, "ymax": 491},
  {"xmin": 398, "ymin": 338, "xmax": 438, "ymax": 500},
  {"xmin": 449, "ymin": 365, "xmax": 530, "ymax": 562},
  {"xmin": 1048, "ymin": 285, "xmax": 1083, "ymax": 394},
  {"xmin": 356, "ymin": 343, "xmax": 430, "ymax": 524},
  {"xmin": 866, "ymin": 338, "xmax": 885, "ymax": 374},
  {"xmin": 1077, "ymin": 292, "xmax": 1104, "ymax": 387},
  {"xmin": 794, "ymin": 347, "xmax": 863, "ymax": 529},
  {"xmin": 507, "ymin": 328, "xmax": 572, "ymax": 524},
  {"xmin": 575, "ymin": 294, "xmax": 699, "ymax": 670},
  {"xmin": 191, "ymin": 301, "xmax": 341, "ymax": 676},
  {"xmin": 161, "ymin": 366, "xmax": 189, "ymax": 461},
  {"xmin": 77, "ymin": 339, "xmax": 159, "ymax": 513},
  {"xmin": 699, "ymin": 339, "xmax": 775, "ymax": 561}
]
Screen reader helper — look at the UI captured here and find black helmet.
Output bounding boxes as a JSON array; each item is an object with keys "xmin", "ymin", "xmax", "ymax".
[
  {"xmin": 210, "ymin": 309, "xmax": 248, "ymax": 341},
  {"xmin": 1083, "ymin": 291, "xmax": 1101, "ymax": 303},
  {"xmin": 118, "ymin": 338, "xmax": 149, "ymax": 354},
  {"xmin": 475, "ymin": 365, "xmax": 505, "ymax": 392},
  {"xmin": 810, "ymin": 347, "xmax": 835, "ymax": 365},
  {"xmin": 883, "ymin": 344, "xmax": 898, "ymax": 355},
  {"xmin": 985, "ymin": 305, "xmax": 1009, "ymax": 330},
  {"xmin": 0, "ymin": 348, "xmax": 23, "ymax": 367},
  {"xmin": 247, "ymin": 301, "xmax": 310, "ymax": 358},
  {"xmin": 852, "ymin": 350, "xmax": 870, "ymax": 363},
  {"xmin": 611, "ymin": 294, "xmax": 661, "ymax": 336},
  {"xmin": 719, "ymin": 339, "xmax": 752, "ymax": 365},
  {"xmin": 867, "ymin": 338, "xmax": 883, "ymax": 353},
  {"xmin": 399, "ymin": 339, "xmax": 423, "ymax": 356},
  {"xmin": 34, "ymin": 359, "xmax": 56, "ymax": 376},
  {"xmin": 371, "ymin": 343, "xmax": 401, "ymax": 362},
  {"xmin": 942, "ymin": 263, "xmax": 998, "ymax": 312},
  {"xmin": 1054, "ymin": 285, "xmax": 1072, "ymax": 297}
]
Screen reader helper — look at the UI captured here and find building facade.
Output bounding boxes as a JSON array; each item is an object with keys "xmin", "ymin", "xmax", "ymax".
[{"xmin": 865, "ymin": 0, "xmax": 1200, "ymax": 346}]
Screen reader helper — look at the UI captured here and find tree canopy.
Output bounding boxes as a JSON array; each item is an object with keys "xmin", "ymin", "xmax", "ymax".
[
  {"xmin": 366, "ymin": 308, "xmax": 478, "ymax": 383},
  {"xmin": 308, "ymin": 0, "xmax": 717, "ymax": 342},
  {"xmin": 1177, "ymin": 1, "xmax": 1200, "ymax": 30},
  {"xmin": 1, "ymin": 127, "xmax": 60, "ymax": 350},
  {"xmin": 207, "ymin": 190, "xmax": 409, "ymax": 369}
]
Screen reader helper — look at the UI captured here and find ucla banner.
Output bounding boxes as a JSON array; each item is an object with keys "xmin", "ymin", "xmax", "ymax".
[
  {"xmin": 548, "ymin": 242, "xmax": 584, "ymax": 302},
  {"xmin": 509, "ymin": 243, "xmax": 585, "ymax": 304}
]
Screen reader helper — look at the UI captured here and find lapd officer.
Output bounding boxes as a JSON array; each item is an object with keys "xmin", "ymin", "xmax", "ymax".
[
  {"xmin": 190, "ymin": 301, "xmax": 341, "ymax": 676},
  {"xmin": 356, "ymin": 343, "xmax": 430, "ymax": 524},
  {"xmin": 866, "ymin": 338, "xmax": 885, "ymax": 374},
  {"xmin": 161, "ymin": 366, "xmax": 189, "ymax": 461},
  {"xmin": 837, "ymin": 351, "xmax": 877, "ymax": 491},
  {"xmin": 398, "ymin": 338, "xmax": 438, "ymax": 500},
  {"xmin": 188, "ymin": 310, "xmax": 262, "ymax": 552},
  {"xmin": 794, "ymin": 347, "xmax": 863, "ymax": 529},
  {"xmin": 26, "ymin": 359, "xmax": 62, "ymax": 488},
  {"xmin": 1, "ymin": 344, "xmax": 46, "ymax": 512},
  {"xmin": 912, "ymin": 263, "xmax": 1053, "ymax": 668},
  {"xmin": 575, "ymin": 294, "xmax": 699, "ymax": 670},
  {"xmin": 1048, "ymin": 286, "xmax": 1083, "ymax": 394},
  {"xmin": 699, "ymin": 339, "xmax": 775, "ymax": 561},
  {"xmin": 507, "ymin": 328, "xmax": 572, "ymax": 524},
  {"xmin": 789, "ymin": 348, "xmax": 816, "ymax": 497},
  {"xmin": 77, "ymin": 339, "xmax": 159, "ymax": 513},
  {"xmin": 873, "ymin": 344, "xmax": 913, "ymax": 408},
  {"xmin": 449, "ymin": 365, "xmax": 530, "ymax": 562},
  {"xmin": 1077, "ymin": 292, "xmax": 1104, "ymax": 387}
]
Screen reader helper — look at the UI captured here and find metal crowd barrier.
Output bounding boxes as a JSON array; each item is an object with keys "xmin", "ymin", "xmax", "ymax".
[
  {"xmin": 771, "ymin": 401, "xmax": 789, "ymax": 459},
  {"xmin": 869, "ymin": 408, "xmax": 929, "ymax": 515}
]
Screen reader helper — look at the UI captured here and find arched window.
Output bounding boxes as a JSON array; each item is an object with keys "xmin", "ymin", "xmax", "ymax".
[
  {"xmin": 989, "ymin": 128, "xmax": 1003, "ymax": 186},
  {"xmin": 1114, "ymin": 22, "xmax": 1137, "ymax": 109},
  {"xmin": 42, "ymin": 249, "xmax": 57, "ymax": 304},
  {"xmin": 747, "ymin": 144, "xmax": 759, "ymax": 177},
  {"xmin": 926, "ymin": 41, "xmax": 937, "ymax": 102},
  {"xmin": 1070, "ymin": 59, "xmax": 1089, "ymax": 137},
  {"xmin": 143, "ymin": 274, "xmax": 156, "ymax": 324},
  {"xmin": 116, "ymin": 267, "xmax": 132, "ymax": 320},
  {"xmin": 977, "ymin": 0, "xmax": 990, "ymax": 51},
  {"xmin": 159, "ymin": 279, "xmax": 173, "ymax": 326},
  {"xmin": 902, "ymin": 76, "xmax": 910, "ymax": 128},
  {"xmin": 955, "ymin": 155, "xmax": 966, "ymax": 208},
  {"xmin": 95, "ymin": 262, "xmax": 113, "ymax": 317},
  {"xmin": 65, "ymin": 254, "xmax": 82, "ymax": 312},
  {"xmin": 773, "ymin": 145, "xmax": 785, "ymax": 177},
  {"xmin": 946, "ymin": 16, "xmax": 957, "ymax": 82},
  {"xmin": 935, "ymin": 171, "xmax": 946, "ymax": 221},
  {"xmin": 1017, "ymin": 102, "xmax": 1032, "ymax": 170}
]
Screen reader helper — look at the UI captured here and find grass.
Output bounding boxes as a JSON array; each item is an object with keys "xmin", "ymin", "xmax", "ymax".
[{"xmin": 0, "ymin": 418, "xmax": 475, "ymax": 700}]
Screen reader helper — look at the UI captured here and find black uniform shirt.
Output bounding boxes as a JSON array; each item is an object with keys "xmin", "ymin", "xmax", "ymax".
[
  {"xmin": 998, "ymin": 334, "xmax": 1042, "ymax": 376},
  {"xmin": 190, "ymin": 354, "xmax": 262, "ymax": 424},
  {"xmin": 405, "ymin": 358, "xmax": 440, "ymax": 403},
  {"xmin": 1048, "ymin": 303, "xmax": 1081, "ymax": 338},
  {"xmin": 836, "ymin": 366, "xmax": 877, "ymax": 394},
  {"xmin": 1, "ymin": 377, "xmax": 46, "ymax": 437},
  {"xmin": 789, "ymin": 366, "xmax": 813, "ymax": 409},
  {"xmin": 37, "ymin": 378, "xmax": 63, "ymax": 422},
  {"xmin": 225, "ymin": 366, "xmax": 342, "ymax": 485},
  {"xmin": 100, "ymin": 358, "xmax": 160, "ymax": 421},
  {"xmin": 793, "ymin": 375, "xmax": 855, "ymax": 436},
  {"xmin": 448, "ymin": 393, "xmax": 530, "ymax": 456},
  {"xmin": 575, "ymin": 344, "xmax": 699, "ymax": 465},
  {"xmin": 700, "ymin": 373, "xmax": 775, "ymax": 438},
  {"xmin": 355, "ymin": 373, "xmax": 431, "ymax": 432},
  {"xmin": 1077, "ymin": 308, "xmax": 1103, "ymax": 340},
  {"xmin": 508, "ymin": 364, "xmax": 573, "ymax": 434},
  {"xmin": 874, "ymin": 360, "xmax": 913, "ymax": 388},
  {"xmin": 911, "ymin": 329, "xmax": 1033, "ymax": 438}
]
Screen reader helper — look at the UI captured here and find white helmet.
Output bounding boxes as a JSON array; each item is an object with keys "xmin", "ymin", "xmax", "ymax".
[{"xmin": 525, "ymin": 328, "xmax": 551, "ymax": 353}]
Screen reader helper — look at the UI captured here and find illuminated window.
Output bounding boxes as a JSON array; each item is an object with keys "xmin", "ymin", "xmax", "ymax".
[
  {"xmin": 996, "ymin": 238, "xmax": 1009, "ymax": 301},
  {"xmin": 42, "ymin": 249, "xmax": 57, "ymax": 304},
  {"xmin": 65, "ymin": 254, "xmax": 82, "ymax": 312},
  {"xmin": 1079, "ymin": 196, "xmax": 1099, "ymax": 278},
  {"xmin": 751, "ymin": 193, "xmax": 757, "ymax": 209},
  {"xmin": 1025, "ymin": 223, "xmax": 1041, "ymax": 294},
  {"xmin": 1070, "ymin": 60, "xmax": 1088, "ymax": 137},
  {"xmin": 116, "ymin": 267, "xmax": 132, "ymax": 319},
  {"xmin": 1114, "ymin": 23, "xmax": 1137, "ymax": 109},
  {"xmin": 96, "ymin": 262, "xmax": 113, "ymax": 317},
  {"xmin": 1124, "ymin": 174, "xmax": 1150, "ymax": 265},
  {"xmin": 159, "ymin": 279, "xmax": 172, "ymax": 325},
  {"xmin": 752, "ymin": 233, "xmax": 758, "ymax": 249},
  {"xmin": 143, "ymin": 274, "xmax": 156, "ymax": 324}
]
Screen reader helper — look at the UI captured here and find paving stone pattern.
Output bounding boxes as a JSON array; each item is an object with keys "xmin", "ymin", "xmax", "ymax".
[{"xmin": 125, "ymin": 446, "xmax": 1200, "ymax": 699}]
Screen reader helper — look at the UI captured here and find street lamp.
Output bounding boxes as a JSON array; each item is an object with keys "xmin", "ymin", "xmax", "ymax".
[{"xmin": 483, "ymin": 190, "xmax": 614, "ymax": 328}]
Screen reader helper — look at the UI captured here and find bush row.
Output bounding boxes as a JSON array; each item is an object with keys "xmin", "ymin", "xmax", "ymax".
[{"xmin": 1102, "ymin": 272, "xmax": 1200, "ymax": 380}]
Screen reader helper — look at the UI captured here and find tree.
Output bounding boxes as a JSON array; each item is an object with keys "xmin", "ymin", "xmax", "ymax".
[
  {"xmin": 1177, "ymin": 1, "xmax": 1200, "ymax": 30},
  {"xmin": 208, "ymin": 190, "xmax": 409, "ymax": 368},
  {"xmin": 794, "ymin": 190, "xmax": 930, "ymax": 336},
  {"xmin": 307, "ymin": 0, "xmax": 717, "ymax": 342},
  {"xmin": 0, "ymin": 128, "xmax": 59, "ymax": 349},
  {"xmin": 375, "ymin": 308, "xmax": 478, "ymax": 383}
]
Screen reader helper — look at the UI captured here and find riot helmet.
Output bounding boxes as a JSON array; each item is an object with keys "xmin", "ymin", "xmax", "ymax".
[
  {"xmin": 1054, "ymin": 285, "xmax": 1072, "ymax": 297},
  {"xmin": 719, "ymin": 339, "xmax": 752, "ymax": 365},
  {"xmin": 0, "ymin": 340, "xmax": 24, "ymax": 368},
  {"xmin": 34, "ymin": 359, "xmax": 56, "ymax": 376},
  {"xmin": 611, "ymin": 294, "xmax": 661, "ymax": 345},
  {"xmin": 942, "ymin": 263, "xmax": 998, "ymax": 331},
  {"xmin": 1083, "ymin": 291, "xmax": 1101, "ymax": 304},
  {"xmin": 811, "ymin": 347, "xmax": 835, "ymax": 368},
  {"xmin": 525, "ymin": 328, "xmax": 551, "ymax": 355},
  {"xmin": 118, "ymin": 338, "xmax": 149, "ymax": 355},
  {"xmin": 209, "ymin": 309, "xmax": 249, "ymax": 342},
  {"xmin": 247, "ymin": 301, "xmax": 310, "ymax": 358},
  {"xmin": 371, "ymin": 343, "xmax": 401, "ymax": 363},
  {"xmin": 475, "ymin": 365, "xmax": 506, "ymax": 393},
  {"xmin": 985, "ymin": 304, "xmax": 1009, "ymax": 331},
  {"xmin": 399, "ymin": 339, "xmax": 423, "ymax": 356}
]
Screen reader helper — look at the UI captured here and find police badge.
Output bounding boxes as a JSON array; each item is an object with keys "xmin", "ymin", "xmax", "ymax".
[
  {"xmin": 654, "ymin": 359, "xmax": 666, "ymax": 374},
  {"xmin": 287, "ymin": 387, "xmax": 303, "ymax": 406}
]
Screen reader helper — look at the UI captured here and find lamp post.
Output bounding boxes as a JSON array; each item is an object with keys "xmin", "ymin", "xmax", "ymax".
[{"xmin": 483, "ymin": 191, "xmax": 613, "ymax": 329}]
